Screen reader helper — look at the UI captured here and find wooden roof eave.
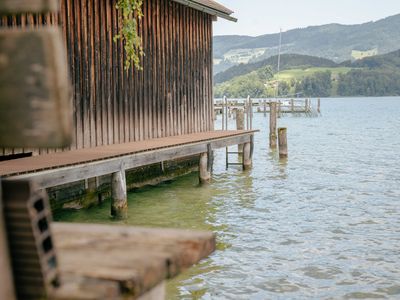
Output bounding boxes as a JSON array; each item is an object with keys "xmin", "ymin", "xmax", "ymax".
[{"xmin": 172, "ymin": 0, "xmax": 238, "ymax": 22}]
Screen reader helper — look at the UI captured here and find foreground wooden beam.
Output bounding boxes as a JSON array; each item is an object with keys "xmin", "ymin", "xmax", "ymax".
[
  {"xmin": 0, "ymin": 28, "xmax": 72, "ymax": 148},
  {"xmin": 0, "ymin": 0, "xmax": 59, "ymax": 14},
  {"xmin": 51, "ymin": 223, "xmax": 216, "ymax": 299}
]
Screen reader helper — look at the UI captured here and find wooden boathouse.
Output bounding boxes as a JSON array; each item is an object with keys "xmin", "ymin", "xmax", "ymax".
[
  {"xmin": 0, "ymin": 0, "xmax": 255, "ymax": 218},
  {"xmin": 0, "ymin": 1, "xmax": 257, "ymax": 298}
]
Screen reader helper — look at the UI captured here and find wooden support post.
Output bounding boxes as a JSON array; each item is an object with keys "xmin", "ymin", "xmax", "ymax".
[
  {"xmin": 111, "ymin": 170, "xmax": 127, "ymax": 219},
  {"xmin": 242, "ymin": 142, "xmax": 252, "ymax": 170},
  {"xmin": 236, "ymin": 108, "xmax": 245, "ymax": 153},
  {"xmin": 269, "ymin": 102, "xmax": 277, "ymax": 148},
  {"xmin": 85, "ymin": 177, "xmax": 100, "ymax": 204},
  {"xmin": 278, "ymin": 128, "xmax": 288, "ymax": 158},
  {"xmin": 0, "ymin": 181, "xmax": 16, "ymax": 300},
  {"xmin": 291, "ymin": 99, "xmax": 294, "ymax": 113},
  {"xmin": 305, "ymin": 99, "xmax": 308, "ymax": 112},
  {"xmin": 317, "ymin": 98, "xmax": 321, "ymax": 113},
  {"xmin": 222, "ymin": 97, "xmax": 225, "ymax": 130},
  {"xmin": 199, "ymin": 152, "xmax": 211, "ymax": 184}
]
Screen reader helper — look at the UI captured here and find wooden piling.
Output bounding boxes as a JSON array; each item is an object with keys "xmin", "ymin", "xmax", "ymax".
[
  {"xmin": 263, "ymin": 100, "xmax": 267, "ymax": 117},
  {"xmin": 111, "ymin": 170, "xmax": 127, "ymax": 219},
  {"xmin": 317, "ymin": 98, "xmax": 321, "ymax": 113},
  {"xmin": 236, "ymin": 108, "xmax": 244, "ymax": 153},
  {"xmin": 278, "ymin": 128, "xmax": 288, "ymax": 158},
  {"xmin": 278, "ymin": 100, "xmax": 282, "ymax": 118},
  {"xmin": 242, "ymin": 142, "xmax": 252, "ymax": 170},
  {"xmin": 269, "ymin": 102, "xmax": 277, "ymax": 148},
  {"xmin": 291, "ymin": 99, "xmax": 294, "ymax": 113},
  {"xmin": 199, "ymin": 152, "xmax": 211, "ymax": 184}
]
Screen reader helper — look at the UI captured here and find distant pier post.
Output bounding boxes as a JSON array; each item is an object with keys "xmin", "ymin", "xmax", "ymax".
[
  {"xmin": 199, "ymin": 152, "xmax": 211, "ymax": 184},
  {"xmin": 242, "ymin": 142, "xmax": 252, "ymax": 170},
  {"xmin": 269, "ymin": 102, "xmax": 278, "ymax": 148},
  {"xmin": 111, "ymin": 169, "xmax": 128, "ymax": 219},
  {"xmin": 278, "ymin": 100, "xmax": 282, "ymax": 118},
  {"xmin": 278, "ymin": 128, "xmax": 288, "ymax": 158},
  {"xmin": 263, "ymin": 100, "xmax": 267, "ymax": 117},
  {"xmin": 317, "ymin": 98, "xmax": 321, "ymax": 113},
  {"xmin": 291, "ymin": 99, "xmax": 294, "ymax": 113}
]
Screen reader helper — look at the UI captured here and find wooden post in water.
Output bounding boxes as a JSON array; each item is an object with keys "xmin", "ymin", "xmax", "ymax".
[
  {"xmin": 242, "ymin": 142, "xmax": 252, "ymax": 170},
  {"xmin": 291, "ymin": 99, "xmax": 294, "ymax": 113},
  {"xmin": 111, "ymin": 170, "xmax": 127, "ymax": 219},
  {"xmin": 278, "ymin": 100, "xmax": 282, "ymax": 118},
  {"xmin": 199, "ymin": 152, "xmax": 211, "ymax": 184},
  {"xmin": 305, "ymin": 99, "xmax": 308, "ymax": 112},
  {"xmin": 236, "ymin": 108, "xmax": 245, "ymax": 153},
  {"xmin": 263, "ymin": 100, "xmax": 267, "ymax": 117},
  {"xmin": 222, "ymin": 96, "xmax": 226, "ymax": 130},
  {"xmin": 269, "ymin": 102, "xmax": 277, "ymax": 148},
  {"xmin": 278, "ymin": 128, "xmax": 288, "ymax": 158},
  {"xmin": 317, "ymin": 98, "xmax": 321, "ymax": 113}
]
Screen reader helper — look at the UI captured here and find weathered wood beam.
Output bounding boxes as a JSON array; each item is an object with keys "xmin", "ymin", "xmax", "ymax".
[
  {"xmin": 0, "ymin": 0, "xmax": 59, "ymax": 14},
  {"xmin": 0, "ymin": 28, "xmax": 72, "ymax": 148},
  {"xmin": 7, "ymin": 134, "xmax": 255, "ymax": 189},
  {"xmin": 0, "ymin": 181, "xmax": 16, "ymax": 300}
]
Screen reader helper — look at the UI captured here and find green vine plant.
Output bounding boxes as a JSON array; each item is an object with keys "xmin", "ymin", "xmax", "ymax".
[{"xmin": 114, "ymin": 0, "xmax": 144, "ymax": 70}]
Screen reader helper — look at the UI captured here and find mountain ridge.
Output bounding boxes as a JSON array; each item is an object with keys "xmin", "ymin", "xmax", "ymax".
[{"xmin": 213, "ymin": 14, "xmax": 400, "ymax": 74}]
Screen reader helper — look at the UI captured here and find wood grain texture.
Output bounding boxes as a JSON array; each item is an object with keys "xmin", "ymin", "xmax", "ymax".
[
  {"xmin": 0, "ymin": 28, "xmax": 72, "ymax": 148},
  {"xmin": 52, "ymin": 222, "xmax": 216, "ymax": 298},
  {"xmin": 0, "ymin": 0, "xmax": 59, "ymax": 14}
]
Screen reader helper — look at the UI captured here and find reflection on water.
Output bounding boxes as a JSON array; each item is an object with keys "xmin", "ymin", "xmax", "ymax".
[{"xmin": 56, "ymin": 97, "xmax": 400, "ymax": 299}]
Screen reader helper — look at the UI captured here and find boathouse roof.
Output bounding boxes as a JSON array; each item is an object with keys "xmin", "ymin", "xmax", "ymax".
[{"xmin": 173, "ymin": 0, "xmax": 237, "ymax": 21}]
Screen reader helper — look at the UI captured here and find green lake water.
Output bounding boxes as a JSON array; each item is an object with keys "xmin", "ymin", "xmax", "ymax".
[{"xmin": 55, "ymin": 97, "xmax": 400, "ymax": 299}]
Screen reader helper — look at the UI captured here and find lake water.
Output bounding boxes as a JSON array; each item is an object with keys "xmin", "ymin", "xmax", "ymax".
[{"xmin": 55, "ymin": 97, "xmax": 400, "ymax": 299}]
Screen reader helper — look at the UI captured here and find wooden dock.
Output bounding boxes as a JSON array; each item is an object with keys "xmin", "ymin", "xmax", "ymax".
[{"xmin": 0, "ymin": 130, "xmax": 257, "ymax": 187}]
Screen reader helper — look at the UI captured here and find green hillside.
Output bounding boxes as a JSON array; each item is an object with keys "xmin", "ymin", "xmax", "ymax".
[
  {"xmin": 215, "ymin": 54, "xmax": 337, "ymax": 84},
  {"xmin": 214, "ymin": 50, "xmax": 400, "ymax": 98},
  {"xmin": 214, "ymin": 14, "xmax": 400, "ymax": 74}
]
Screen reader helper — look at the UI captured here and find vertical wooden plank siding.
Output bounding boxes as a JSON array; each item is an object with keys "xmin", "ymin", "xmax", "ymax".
[{"xmin": 0, "ymin": 0, "xmax": 214, "ymax": 156}]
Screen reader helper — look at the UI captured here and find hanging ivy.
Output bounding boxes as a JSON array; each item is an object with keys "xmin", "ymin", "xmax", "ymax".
[{"xmin": 114, "ymin": 0, "xmax": 144, "ymax": 70}]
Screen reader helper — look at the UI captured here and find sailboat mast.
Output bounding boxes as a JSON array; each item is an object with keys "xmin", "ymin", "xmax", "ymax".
[{"xmin": 276, "ymin": 28, "xmax": 282, "ymax": 98}]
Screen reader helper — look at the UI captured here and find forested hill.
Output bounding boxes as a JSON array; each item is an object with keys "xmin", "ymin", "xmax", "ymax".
[
  {"xmin": 215, "ymin": 54, "xmax": 337, "ymax": 84},
  {"xmin": 214, "ymin": 49, "xmax": 400, "ymax": 98},
  {"xmin": 213, "ymin": 14, "xmax": 400, "ymax": 73}
]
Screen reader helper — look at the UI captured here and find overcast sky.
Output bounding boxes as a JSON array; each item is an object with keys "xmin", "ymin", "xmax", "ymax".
[{"xmin": 214, "ymin": 0, "xmax": 400, "ymax": 36}]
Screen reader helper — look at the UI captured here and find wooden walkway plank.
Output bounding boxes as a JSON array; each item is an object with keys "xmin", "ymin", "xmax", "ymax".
[{"xmin": 51, "ymin": 222, "xmax": 215, "ymax": 299}]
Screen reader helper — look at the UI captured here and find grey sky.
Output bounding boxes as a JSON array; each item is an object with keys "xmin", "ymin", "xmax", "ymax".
[{"xmin": 214, "ymin": 0, "xmax": 400, "ymax": 36}]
